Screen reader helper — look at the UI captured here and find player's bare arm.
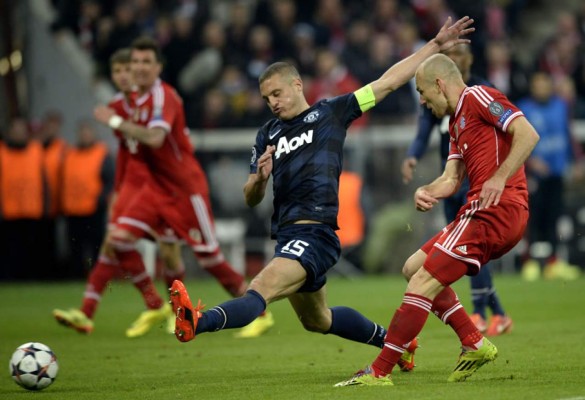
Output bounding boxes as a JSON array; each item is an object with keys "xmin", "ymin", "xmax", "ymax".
[
  {"xmin": 244, "ymin": 145, "xmax": 275, "ymax": 207},
  {"xmin": 480, "ymin": 117, "xmax": 540, "ymax": 209},
  {"xmin": 414, "ymin": 159, "xmax": 466, "ymax": 211},
  {"xmin": 365, "ymin": 16, "xmax": 474, "ymax": 106},
  {"xmin": 93, "ymin": 105, "xmax": 165, "ymax": 148}
]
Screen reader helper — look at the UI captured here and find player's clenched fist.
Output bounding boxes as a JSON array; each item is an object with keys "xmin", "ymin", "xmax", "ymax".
[
  {"xmin": 414, "ymin": 187, "xmax": 438, "ymax": 212},
  {"xmin": 257, "ymin": 145, "xmax": 275, "ymax": 181}
]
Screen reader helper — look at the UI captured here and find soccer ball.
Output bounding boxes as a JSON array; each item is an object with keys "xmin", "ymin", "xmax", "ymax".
[{"xmin": 9, "ymin": 342, "xmax": 58, "ymax": 391}]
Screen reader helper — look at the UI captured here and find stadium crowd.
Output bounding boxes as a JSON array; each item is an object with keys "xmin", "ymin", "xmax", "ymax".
[
  {"xmin": 1, "ymin": 0, "xmax": 585, "ymax": 281},
  {"xmin": 48, "ymin": 0, "xmax": 585, "ymax": 126}
]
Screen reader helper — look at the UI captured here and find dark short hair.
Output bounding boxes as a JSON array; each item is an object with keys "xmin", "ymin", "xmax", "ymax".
[
  {"xmin": 131, "ymin": 36, "xmax": 163, "ymax": 62},
  {"xmin": 109, "ymin": 48, "xmax": 131, "ymax": 66},
  {"xmin": 259, "ymin": 62, "xmax": 300, "ymax": 84}
]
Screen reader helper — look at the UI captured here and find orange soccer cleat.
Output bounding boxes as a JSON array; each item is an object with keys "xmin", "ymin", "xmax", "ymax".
[{"xmin": 169, "ymin": 280, "xmax": 205, "ymax": 342}]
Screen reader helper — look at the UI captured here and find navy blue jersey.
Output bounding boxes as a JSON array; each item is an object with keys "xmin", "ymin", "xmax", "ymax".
[
  {"xmin": 407, "ymin": 75, "xmax": 493, "ymax": 165},
  {"xmin": 250, "ymin": 93, "xmax": 362, "ymax": 237}
]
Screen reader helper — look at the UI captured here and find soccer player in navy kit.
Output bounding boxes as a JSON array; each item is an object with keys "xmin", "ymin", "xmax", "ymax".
[
  {"xmin": 400, "ymin": 44, "xmax": 513, "ymax": 336},
  {"xmin": 170, "ymin": 17, "xmax": 474, "ymax": 366}
]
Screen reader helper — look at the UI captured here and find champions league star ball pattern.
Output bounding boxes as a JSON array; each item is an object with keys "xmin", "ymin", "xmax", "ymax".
[{"xmin": 9, "ymin": 342, "xmax": 58, "ymax": 390}]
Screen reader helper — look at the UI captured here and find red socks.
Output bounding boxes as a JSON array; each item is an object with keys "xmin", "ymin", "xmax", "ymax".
[
  {"xmin": 199, "ymin": 255, "xmax": 246, "ymax": 297},
  {"xmin": 81, "ymin": 256, "xmax": 118, "ymax": 319},
  {"xmin": 372, "ymin": 293, "xmax": 432, "ymax": 376},
  {"xmin": 431, "ymin": 287, "xmax": 482, "ymax": 349},
  {"xmin": 117, "ymin": 248, "xmax": 164, "ymax": 310}
]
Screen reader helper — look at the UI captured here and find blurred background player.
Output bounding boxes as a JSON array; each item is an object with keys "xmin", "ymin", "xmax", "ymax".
[
  {"xmin": 518, "ymin": 72, "xmax": 582, "ymax": 281},
  {"xmin": 54, "ymin": 47, "xmax": 273, "ymax": 338},
  {"xmin": 400, "ymin": 43, "xmax": 513, "ymax": 336},
  {"xmin": 54, "ymin": 48, "xmax": 172, "ymax": 336}
]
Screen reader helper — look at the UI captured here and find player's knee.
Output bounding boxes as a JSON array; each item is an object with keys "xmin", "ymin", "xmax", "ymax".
[
  {"xmin": 402, "ymin": 254, "xmax": 421, "ymax": 281},
  {"xmin": 407, "ymin": 267, "xmax": 443, "ymax": 298}
]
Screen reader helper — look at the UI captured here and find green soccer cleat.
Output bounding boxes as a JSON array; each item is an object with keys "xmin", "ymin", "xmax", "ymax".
[
  {"xmin": 53, "ymin": 308, "xmax": 94, "ymax": 334},
  {"xmin": 334, "ymin": 366, "xmax": 394, "ymax": 387},
  {"xmin": 125, "ymin": 303, "xmax": 173, "ymax": 338},
  {"xmin": 234, "ymin": 310, "xmax": 275, "ymax": 338},
  {"xmin": 447, "ymin": 338, "xmax": 498, "ymax": 382}
]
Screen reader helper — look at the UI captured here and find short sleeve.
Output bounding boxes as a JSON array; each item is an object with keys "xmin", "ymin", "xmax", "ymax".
[
  {"xmin": 447, "ymin": 137, "xmax": 463, "ymax": 161},
  {"xmin": 147, "ymin": 86, "xmax": 177, "ymax": 133},
  {"xmin": 325, "ymin": 93, "xmax": 363, "ymax": 128},
  {"xmin": 469, "ymin": 86, "xmax": 523, "ymax": 133}
]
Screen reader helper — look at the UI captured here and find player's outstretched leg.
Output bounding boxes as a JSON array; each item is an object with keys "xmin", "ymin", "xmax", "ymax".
[
  {"xmin": 447, "ymin": 337, "xmax": 498, "ymax": 382},
  {"xmin": 233, "ymin": 311, "xmax": 275, "ymax": 338}
]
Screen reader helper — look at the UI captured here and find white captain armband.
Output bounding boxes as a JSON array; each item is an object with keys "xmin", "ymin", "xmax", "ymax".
[
  {"xmin": 108, "ymin": 115, "xmax": 124, "ymax": 129},
  {"xmin": 354, "ymin": 84, "xmax": 376, "ymax": 112}
]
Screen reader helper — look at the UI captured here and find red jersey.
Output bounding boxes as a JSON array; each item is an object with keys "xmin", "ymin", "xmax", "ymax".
[
  {"xmin": 448, "ymin": 85, "xmax": 528, "ymax": 207},
  {"xmin": 108, "ymin": 92, "xmax": 150, "ymax": 191},
  {"xmin": 133, "ymin": 79, "xmax": 207, "ymax": 195}
]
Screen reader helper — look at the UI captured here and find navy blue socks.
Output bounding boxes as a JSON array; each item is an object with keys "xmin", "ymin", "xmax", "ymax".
[
  {"xmin": 196, "ymin": 290, "xmax": 266, "ymax": 334},
  {"xmin": 327, "ymin": 306, "xmax": 386, "ymax": 348}
]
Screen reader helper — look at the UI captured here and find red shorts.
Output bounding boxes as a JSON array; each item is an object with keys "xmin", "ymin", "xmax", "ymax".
[
  {"xmin": 110, "ymin": 183, "xmax": 179, "ymax": 243},
  {"xmin": 421, "ymin": 199, "xmax": 528, "ymax": 286},
  {"xmin": 114, "ymin": 183, "xmax": 219, "ymax": 253}
]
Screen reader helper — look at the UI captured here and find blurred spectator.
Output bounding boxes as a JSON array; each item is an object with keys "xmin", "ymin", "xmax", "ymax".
[
  {"xmin": 410, "ymin": 0, "xmax": 455, "ymax": 41},
  {"xmin": 311, "ymin": 0, "xmax": 347, "ymax": 52},
  {"xmin": 342, "ymin": 19, "xmax": 373, "ymax": 84},
  {"xmin": 51, "ymin": 0, "xmax": 103, "ymax": 53},
  {"xmin": 0, "ymin": 118, "xmax": 46, "ymax": 280},
  {"xmin": 371, "ymin": 0, "xmax": 411, "ymax": 38},
  {"xmin": 518, "ymin": 72, "xmax": 581, "ymax": 281},
  {"xmin": 134, "ymin": 0, "xmax": 158, "ymax": 37},
  {"xmin": 536, "ymin": 11, "xmax": 582, "ymax": 82},
  {"xmin": 244, "ymin": 25, "xmax": 276, "ymax": 81},
  {"xmin": 218, "ymin": 65, "xmax": 250, "ymax": 119},
  {"xmin": 94, "ymin": 1, "xmax": 141, "ymax": 77},
  {"xmin": 161, "ymin": 12, "xmax": 199, "ymax": 88},
  {"xmin": 61, "ymin": 120, "xmax": 113, "ymax": 279},
  {"xmin": 178, "ymin": 20, "xmax": 227, "ymax": 95},
  {"xmin": 37, "ymin": 110, "xmax": 68, "ymax": 278},
  {"xmin": 363, "ymin": 33, "xmax": 417, "ymax": 122},
  {"xmin": 224, "ymin": 2, "xmax": 255, "ymax": 70},
  {"xmin": 291, "ymin": 23, "xmax": 318, "ymax": 76},
  {"xmin": 192, "ymin": 88, "xmax": 236, "ymax": 129},
  {"xmin": 36, "ymin": 110, "xmax": 68, "ymax": 218},
  {"xmin": 238, "ymin": 89, "xmax": 275, "ymax": 128},
  {"xmin": 260, "ymin": 0, "xmax": 298, "ymax": 60},
  {"xmin": 306, "ymin": 48, "xmax": 367, "ymax": 128},
  {"xmin": 484, "ymin": 39, "xmax": 529, "ymax": 100}
]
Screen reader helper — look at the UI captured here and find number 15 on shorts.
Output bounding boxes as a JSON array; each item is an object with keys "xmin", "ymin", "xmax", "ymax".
[{"xmin": 282, "ymin": 240, "xmax": 310, "ymax": 256}]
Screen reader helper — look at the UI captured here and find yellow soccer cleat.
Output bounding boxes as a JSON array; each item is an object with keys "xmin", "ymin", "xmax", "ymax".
[
  {"xmin": 53, "ymin": 308, "xmax": 94, "ymax": 334},
  {"xmin": 334, "ymin": 366, "xmax": 394, "ymax": 387},
  {"xmin": 126, "ymin": 303, "xmax": 173, "ymax": 338},
  {"xmin": 448, "ymin": 338, "xmax": 498, "ymax": 382},
  {"xmin": 234, "ymin": 310, "xmax": 275, "ymax": 338}
]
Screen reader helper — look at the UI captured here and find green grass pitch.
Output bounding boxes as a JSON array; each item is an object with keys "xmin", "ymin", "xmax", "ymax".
[{"xmin": 1, "ymin": 275, "xmax": 584, "ymax": 399}]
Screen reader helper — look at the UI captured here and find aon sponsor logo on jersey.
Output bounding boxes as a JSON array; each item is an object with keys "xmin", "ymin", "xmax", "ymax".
[{"xmin": 275, "ymin": 130, "xmax": 313, "ymax": 159}]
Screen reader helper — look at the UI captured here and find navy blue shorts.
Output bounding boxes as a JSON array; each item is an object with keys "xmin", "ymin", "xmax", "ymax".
[{"xmin": 273, "ymin": 224, "xmax": 341, "ymax": 293}]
